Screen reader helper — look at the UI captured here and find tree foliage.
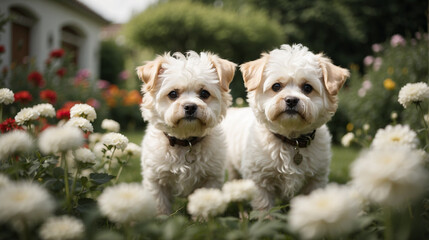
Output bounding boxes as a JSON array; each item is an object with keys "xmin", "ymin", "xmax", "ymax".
[{"xmin": 124, "ymin": 1, "xmax": 285, "ymax": 98}]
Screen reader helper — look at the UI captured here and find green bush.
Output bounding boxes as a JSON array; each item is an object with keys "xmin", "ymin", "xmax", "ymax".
[
  {"xmin": 124, "ymin": 0, "xmax": 285, "ymax": 99},
  {"xmin": 99, "ymin": 40, "xmax": 126, "ymax": 85},
  {"xmin": 336, "ymin": 33, "xmax": 428, "ymax": 139}
]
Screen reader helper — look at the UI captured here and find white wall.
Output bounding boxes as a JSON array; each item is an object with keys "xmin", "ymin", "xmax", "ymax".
[{"xmin": 0, "ymin": 0, "xmax": 106, "ymax": 80}]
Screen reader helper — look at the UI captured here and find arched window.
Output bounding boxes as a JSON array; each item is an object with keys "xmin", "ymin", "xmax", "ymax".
[
  {"xmin": 61, "ymin": 25, "xmax": 84, "ymax": 67},
  {"xmin": 9, "ymin": 6, "xmax": 37, "ymax": 65}
]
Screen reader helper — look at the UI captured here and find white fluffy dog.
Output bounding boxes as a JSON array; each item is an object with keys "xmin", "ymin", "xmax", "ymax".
[
  {"xmin": 222, "ymin": 44, "xmax": 349, "ymax": 211},
  {"xmin": 137, "ymin": 51, "xmax": 236, "ymax": 215}
]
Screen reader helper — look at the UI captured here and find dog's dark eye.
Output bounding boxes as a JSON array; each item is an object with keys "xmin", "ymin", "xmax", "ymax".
[
  {"xmin": 168, "ymin": 90, "xmax": 179, "ymax": 100},
  {"xmin": 199, "ymin": 90, "xmax": 211, "ymax": 99},
  {"xmin": 302, "ymin": 84, "xmax": 313, "ymax": 94},
  {"xmin": 271, "ymin": 83, "xmax": 282, "ymax": 92}
]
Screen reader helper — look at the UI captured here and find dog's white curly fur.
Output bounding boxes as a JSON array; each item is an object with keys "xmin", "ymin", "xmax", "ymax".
[
  {"xmin": 222, "ymin": 44, "xmax": 349, "ymax": 210},
  {"xmin": 137, "ymin": 51, "xmax": 235, "ymax": 215}
]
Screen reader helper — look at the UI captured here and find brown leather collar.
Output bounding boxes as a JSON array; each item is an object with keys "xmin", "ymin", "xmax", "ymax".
[
  {"xmin": 164, "ymin": 133, "xmax": 204, "ymax": 147},
  {"xmin": 273, "ymin": 130, "xmax": 316, "ymax": 148}
]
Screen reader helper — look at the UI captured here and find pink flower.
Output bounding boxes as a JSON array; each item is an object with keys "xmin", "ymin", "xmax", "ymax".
[
  {"xmin": 373, "ymin": 57, "xmax": 382, "ymax": 71},
  {"xmin": 119, "ymin": 70, "xmax": 130, "ymax": 81},
  {"xmin": 372, "ymin": 44, "xmax": 383, "ymax": 53},
  {"xmin": 362, "ymin": 80, "xmax": 372, "ymax": 90},
  {"xmin": 77, "ymin": 69, "xmax": 91, "ymax": 79},
  {"xmin": 97, "ymin": 80, "xmax": 110, "ymax": 89},
  {"xmin": 363, "ymin": 56, "xmax": 374, "ymax": 66},
  {"xmin": 390, "ymin": 34, "xmax": 406, "ymax": 47}
]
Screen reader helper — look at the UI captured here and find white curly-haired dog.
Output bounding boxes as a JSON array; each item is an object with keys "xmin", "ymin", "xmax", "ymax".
[
  {"xmin": 137, "ymin": 51, "xmax": 236, "ymax": 215},
  {"xmin": 222, "ymin": 44, "xmax": 349, "ymax": 211}
]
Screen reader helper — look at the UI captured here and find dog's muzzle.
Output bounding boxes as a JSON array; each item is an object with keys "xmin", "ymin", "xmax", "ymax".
[
  {"xmin": 285, "ymin": 97, "xmax": 299, "ymax": 114},
  {"xmin": 184, "ymin": 103, "xmax": 198, "ymax": 120}
]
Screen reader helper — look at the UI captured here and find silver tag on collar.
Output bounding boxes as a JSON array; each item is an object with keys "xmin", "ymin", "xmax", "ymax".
[{"xmin": 293, "ymin": 144, "xmax": 303, "ymax": 165}]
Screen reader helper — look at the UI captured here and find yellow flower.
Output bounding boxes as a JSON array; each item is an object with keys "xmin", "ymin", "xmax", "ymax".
[
  {"xmin": 387, "ymin": 67, "xmax": 394, "ymax": 75},
  {"xmin": 349, "ymin": 64, "xmax": 359, "ymax": 72},
  {"xmin": 383, "ymin": 78, "xmax": 396, "ymax": 90},
  {"xmin": 346, "ymin": 123, "xmax": 354, "ymax": 132},
  {"xmin": 402, "ymin": 67, "xmax": 408, "ymax": 75}
]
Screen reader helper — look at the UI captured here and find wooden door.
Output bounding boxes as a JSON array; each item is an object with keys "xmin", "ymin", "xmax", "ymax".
[{"xmin": 11, "ymin": 22, "xmax": 30, "ymax": 65}]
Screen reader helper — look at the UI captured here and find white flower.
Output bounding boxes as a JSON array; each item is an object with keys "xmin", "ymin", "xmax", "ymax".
[
  {"xmin": 123, "ymin": 142, "xmax": 141, "ymax": 157},
  {"xmin": 101, "ymin": 119, "xmax": 120, "ymax": 132},
  {"xmin": 73, "ymin": 148, "xmax": 96, "ymax": 164},
  {"xmin": 391, "ymin": 112, "xmax": 398, "ymax": 120},
  {"xmin": 341, "ymin": 132, "xmax": 354, "ymax": 147},
  {"xmin": 15, "ymin": 107, "xmax": 40, "ymax": 125},
  {"xmin": 350, "ymin": 147, "xmax": 428, "ymax": 208},
  {"xmin": 0, "ymin": 174, "xmax": 11, "ymax": 188},
  {"xmin": 102, "ymin": 132, "xmax": 129, "ymax": 151},
  {"xmin": 98, "ymin": 183, "xmax": 156, "ymax": 223},
  {"xmin": 398, "ymin": 82, "xmax": 429, "ymax": 108},
  {"xmin": 65, "ymin": 117, "xmax": 94, "ymax": 132},
  {"xmin": 92, "ymin": 142, "xmax": 107, "ymax": 159},
  {"xmin": 39, "ymin": 215, "xmax": 84, "ymax": 240},
  {"xmin": 88, "ymin": 133, "xmax": 103, "ymax": 144},
  {"xmin": 371, "ymin": 124, "xmax": 418, "ymax": 149},
  {"xmin": 0, "ymin": 88, "xmax": 14, "ymax": 105},
  {"xmin": 222, "ymin": 179, "xmax": 257, "ymax": 202},
  {"xmin": 69, "ymin": 104, "xmax": 97, "ymax": 122},
  {"xmin": 0, "ymin": 182, "xmax": 55, "ymax": 227},
  {"xmin": 38, "ymin": 126, "xmax": 84, "ymax": 154},
  {"xmin": 33, "ymin": 103, "xmax": 55, "ymax": 118},
  {"xmin": 0, "ymin": 131, "xmax": 34, "ymax": 161},
  {"xmin": 363, "ymin": 124, "xmax": 370, "ymax": 131},
  {"xmin": 187, "ymin": 188, "xmax": 228, "ymax": 220},
  {"xmin": 288, "ymin": 184, "xmax": 362, "ymax": 240}
]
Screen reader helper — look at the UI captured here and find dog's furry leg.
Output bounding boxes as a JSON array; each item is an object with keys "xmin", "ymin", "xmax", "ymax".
[
  {"xmin": 300, "ymin": 171, "xmax": 329, "ymax": 195},
  {"xmin": 251, "ymin": 186, "xmax": 275, "ymax": 211},
  {"xmin": 200, "ymin": 175, "xmax": 223, "ymax": 189},
  {"xmin": 152, "ymin": 184, "xmax": 172, "ymax": 215}
]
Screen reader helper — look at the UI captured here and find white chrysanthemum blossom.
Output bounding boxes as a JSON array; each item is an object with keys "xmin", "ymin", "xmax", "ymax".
[
  {"xmin": 15, "ymin": 107, "xmax": 40, "ymax": 125},
  {"xmin": 88, "ymin": 133, "xmax": 103, "ymax": 144},
  {"xmin": 33, "ymin": 103, "xmax": 56, "ymax": 118},
  {"xmin": 92, "ymin": 142, "xmax": 107, "ymax": 159},
  {"xmin": 288, "ymin": 184, "xmax": 362, "ymax": 240},
  {"xmin": 73, "ymin": 148, "xmax": 96, "ymax": 164},
  {"xmin": 65, "ymin": 117, "xmax": 94, "ymax": 132},
  {"xmin": 39, "ymin": 215, "xmax": 85, "ymax": 240},
  {"xmin": 222, "ymin": 179, "xmax": 257, "ymax": 202},
  {"xmin": 38, "ymin": 126, "xmax": 84, "ymax": 154},
  {"xmin": 101, "ymin": 119, "xmax": 120, "ymax": 132},
  {"xmin": 351, "ymin": 147, "xmax": 428, "ymax": 208},
  {"xmin": 123, "ymin": 143, "xmax": 141, "ymax": 158},
  {"xmin": 0, "ymin": 182, "xmax": 55, "ymax": 227},
  {"xmin": 398, "ymin": 82, "xmax": 429, "ymax": 108},
  {"xmin": 341, "ymin": 132, "xmax": 355, "ymax": 147},
  {"xmin": 98, "ymin": 183, "xmax": 156, "ymax": 223},
  {"xmin": 0, "ymin": 88, "xmax": 14, "ymax": 105},
  {"xmin": 69, "ymin": 104, "xmax": 97, "ymax": 122},
  {"xmin": 0, "ymin": 174, "xmax": 11, "ymax": 188},
  {"xmin": 371, "ymin": 124, "xmax": 418, "ymax": 149},
  {"xmin": 187, "ymin": 188, "xmax": 228, "ymax": 220},
  {"xmin": 0, "ymin": 131, "xmax": 34, "ymax": 161},
  {"xmin": 102, "ymin": 132, "xmax": 129, "ymax": 151}
]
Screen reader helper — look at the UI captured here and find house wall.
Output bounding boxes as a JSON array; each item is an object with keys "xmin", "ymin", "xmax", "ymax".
[{"xmin": 0, "ymin": 0, "xmax": 106, "ymax": 80}]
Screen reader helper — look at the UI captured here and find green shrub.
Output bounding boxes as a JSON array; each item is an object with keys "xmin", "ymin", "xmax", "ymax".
[
  {"xmin": 99, "ymin": 40, "xmax": 126, "ymax": 85},
  {"xmin": 124, "ymin": 0, "xmax": 285, "ymax": 99},
  {"xmin": 337, "ymin": 33, "xmax": 428, "ymax": 139}
]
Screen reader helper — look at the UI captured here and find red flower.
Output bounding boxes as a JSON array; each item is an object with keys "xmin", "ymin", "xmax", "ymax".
[
  {"xmin": 56, "ymin": 108, "xmax": 70, "ymax": 120},
  {"xmin": 0, "ymin": 45, "xmax": 5, "ymax": 53},
  {"xmin": 56, "ymin": 68, "xmax": 66, "ymax": 77},
  {"xmin": 0, "ymin": 118, "xmax": 24, "ymax": 133},
  {"xmin": 14, "ymin": 91, "xmax": 33, "ymax": 104},
  {"xmin": 50, "ymin": 48, "xmax": 65, "ymax": 58},
  {"xmin": 40, "ymin": 89, "xmax": 57, "ymax": 104},
  {"xmin": 27, "ymin": 71, "xmax": 45, "ymax": 87}
]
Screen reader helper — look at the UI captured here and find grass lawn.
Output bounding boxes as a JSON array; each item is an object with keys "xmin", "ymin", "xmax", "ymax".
[{"xmin": 118, "ymin": 130, "xmax": 361, "ymax": 185}]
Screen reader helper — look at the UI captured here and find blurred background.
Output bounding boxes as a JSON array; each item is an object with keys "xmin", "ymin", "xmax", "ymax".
[{"xmin": 0, "ymin": 0, "xmax": 427, "ymax": 144}]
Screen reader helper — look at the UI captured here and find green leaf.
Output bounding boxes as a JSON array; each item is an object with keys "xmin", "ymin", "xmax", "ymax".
[
  {"xmin": 90, "ymin": 173, "xmax": 115, "ymax": 185},
  {"xmin": 52, "ymin": 167, "xmax": 64, "ymax": 178}
]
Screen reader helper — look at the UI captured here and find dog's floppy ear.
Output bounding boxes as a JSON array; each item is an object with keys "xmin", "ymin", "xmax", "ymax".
[
  {"xmin": 136, "ymin": 56, "xmax": 164, "ymax": 91},
  {"xmin": 240, "ymin": 54, "xmax": 269, "ymax": 91},
  {"xmin": 318, "ymin": 54, "xmax": 349, "ymax": 95},
  {"xmin": 209, "ymin": 54, "xmax": 237, "ymax": 91}
]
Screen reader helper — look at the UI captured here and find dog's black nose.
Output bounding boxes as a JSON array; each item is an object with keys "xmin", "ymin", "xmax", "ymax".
[
  {"xmin": 184, "ymin": 104, "xmax": 198, "ymax": 116},
  {"xmin": 285, "ymin": 97, "xmax": 299, "ymax": 108}
]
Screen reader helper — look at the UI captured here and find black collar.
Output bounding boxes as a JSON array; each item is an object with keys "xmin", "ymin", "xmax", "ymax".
[
  {"xmin": 164, "ymin": 133, "xmax": 204, "ymax": 147},
  {"xmin": 273, "ymin": 130, "xmax": 316, "ymax": 148}
]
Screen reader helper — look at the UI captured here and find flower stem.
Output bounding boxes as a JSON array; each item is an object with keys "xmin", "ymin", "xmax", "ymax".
[
  {"xmin": 384, "ymin": 207, "xmax": 393, "ymax": 240},
  {"xmin": 238, "ymin": 202, "xmax": 248, "ymax": 234},
  {"xmin": 62, "ymin": 152, "xmax": 72, "ymax": 212},
  {"xmin": 71, "ymin": 165, "xmax": 80, "ymax": 203},
  {"xmin": 114, "ymin": 155, "xmax": 129, "ymax": 184},
  {"xmin": 0, "ymin": 104, "xmax": 3, "ymax": 123},
  {"xmin": 416, "ymin": 103, "xmax": 429, "ymax": 149},
  {"xmin": 107, "ymin": 147, "xmax": 116, "ymax": 173}
]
